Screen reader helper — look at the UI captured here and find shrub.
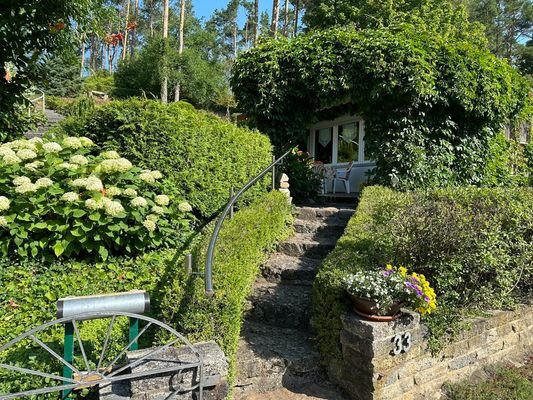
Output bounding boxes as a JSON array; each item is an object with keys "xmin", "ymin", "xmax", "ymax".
[
  {"xmin": 313, "ymin": 186, "xmax": 533, "ymax": 362},
  {"xmin": 0, "ymin": 136, "xmax": 190, "ymax": 261},
  {"xmin": 0, "ymin": 191, "xmax": 292, "ymax": 395},
  {"xmin": 56, "ymin": 98, "xmax": 273, "ymax": 221},
  {"xmin": 83, "ymin": 70, "xmax": 115, "ymax": 94}
]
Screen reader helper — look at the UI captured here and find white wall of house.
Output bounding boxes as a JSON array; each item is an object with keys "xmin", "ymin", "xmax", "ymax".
[{"xmin": 308, "ymin": 114, "xmax": 375, "ymax": 193}]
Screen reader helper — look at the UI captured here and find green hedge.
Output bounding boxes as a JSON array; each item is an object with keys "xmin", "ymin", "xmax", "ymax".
[
  {"xmin": 55, "ymin": 98, "xmax": 273, "ymax": 221},
  {"xmin": 0, "ymin": 191, "xmax": 292, "ymax": 395},
  {"xmin": 313, "ymin": 186, "xmax": 533, "ymax": 362}
]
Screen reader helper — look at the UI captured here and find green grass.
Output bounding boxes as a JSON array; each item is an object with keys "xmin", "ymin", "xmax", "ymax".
[{"xmin": 444, "ymin": 356, "xmax": 533, "ymax": 400}]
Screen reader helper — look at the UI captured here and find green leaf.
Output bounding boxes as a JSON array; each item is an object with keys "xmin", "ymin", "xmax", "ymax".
[
  {"xmin": 53, "ymin": 242, "xmax": 64, "ymax": 257},
  {"xmin": 72, "ymin": 209, "xmax": 87, "ymax": 218},
  {"xmin": 98, "ymin": 246, "xmax": 109, "ymax": 260}
]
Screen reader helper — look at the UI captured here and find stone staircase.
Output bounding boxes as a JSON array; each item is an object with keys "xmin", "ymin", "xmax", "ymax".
[
  {"xmin": 235, "ymin": 205, "xmax": 355, "ymax": 399},
  {"xmin": 25, "ymin": 109, "xmax": 64, "ymax": 138}
]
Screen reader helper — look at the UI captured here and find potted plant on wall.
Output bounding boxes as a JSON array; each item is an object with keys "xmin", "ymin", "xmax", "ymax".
[{"xmin": 344, "ymin": 265, "xmax": 437, "ymax": 321}]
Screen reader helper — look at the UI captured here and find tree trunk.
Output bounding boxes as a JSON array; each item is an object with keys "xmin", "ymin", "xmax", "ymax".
[
  {"xmin": 293, "ymin": 0, "xmax": 299, "ymax": 37},
  {"xmin": 149, "ymin": 0, "xmax": 154, "ymax": 37},
  {"xmin": 253, "ymin": 0, "xmax": 259, "ymax": 46},
  {"xmin": 122, "ymin": 0, "xmax": 131, "ymax": 60},
  {"xmin": 80, "ymin": 33, "xmax": 86, "ymax": 78},
  {"xmin": 130, "ymin": 0, "xmax": 139, "ymax": 58},
  {"xmin": 161, "ymin": 0, "xmax": 169, "ymax": 103},
  {"xmin": 272, "ymin": 0, "xmax": 280, "ymax": 38},
  {"xmin": 283, "ymin": 0, "xmax": 289, "ymax": 37},
  {"xmin": 174, "ymin": 0, "xmax": 186, "ymax": 102}
]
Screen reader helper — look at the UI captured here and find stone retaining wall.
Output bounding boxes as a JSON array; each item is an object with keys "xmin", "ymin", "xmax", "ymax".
[{"xmin": 329, "ymin": 305, "xmax": 533, "ymax": 400}]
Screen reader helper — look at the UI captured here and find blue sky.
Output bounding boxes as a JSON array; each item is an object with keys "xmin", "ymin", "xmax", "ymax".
[{"xmin": 192, "ymin": 0, "xmax": 274, "ymax": 23}]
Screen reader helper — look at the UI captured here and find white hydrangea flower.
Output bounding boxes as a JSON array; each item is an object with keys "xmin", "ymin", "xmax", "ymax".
[
  {"xmin": 151, "ymin": 205, "xmax": 164, "ymax": 215},
  {"xmin": 105, "ymin": 200, "xmax": 125, "ymax": 216},
  {"xmin": 139, "ymin": 172, "xmax": 156, "ymax": 184},
  {"xmin": 102, "ymin": 151, "xmax": 120, "ymax": 159},
  {"xmin": 99, "ymin": 158, "xmax": 133, "ymax": 173},
  {"xmin": 42, "ymin": 142, "xmax": 62, "ymax": 153},
  {"xmin": 61, "ymin": 192, "xmax": 80, "ymax": 202},
  {"xmin": 106, "ymin": 186, "xmax": 122, "ymax": 197},
  {"xmin": 178, "ymin": 201, "xmax": 193, "ymax": 212},
  {"xmin": 18, "ymin": 140, "xmax": 37, "ymax": 151},
  {"xmin": 72, "ymin": 178, "xmax": 88, "ymax": 187},
  {"xmin": 123, "ymin": 188, "xmax": 138, "ymax": 197},
  {"xmin": 36, "ymin": 178, "xmax": 53, "ymax": 188},
  {"xmin": 25, "ymin": 160, "xmax": 44, "ymax": 171},
  {"xmin": 2, "ymin": 153, "xmax": 21, "ymax": 165},
  {"xmin": 146, "ymin": 214, "xmax": 158, "ymax": 222},
  {"xmin": 79, "ymin": 137, "xmax": 94, "ymax": 147},
  {"xmin": 63, "ymin": 137, "xmax": 82, "ymax": 149},
  {"xmin": 0, "ymin": 216, "xmax": 7, "ymax": 228},
  {"xmin": 155, "ymin": 195, "xmax": 170, "ymax": 206},
  {"xmin": 13, "ymin": 176, "xmax": 31, "ymax": 186},
  {"xmin": 85, "ymin": 198, "xmax": 99, "ymax": 210},
  {"xmin": 70, "ymin": 155, "xmax": 89, "ymax": 165},
  {"xmin": 28, "ymin": 137, "xmax": 43, "ymax": 144},
  {"xmin": 131, "ymin": 196, "xmax": 148, "ymax": 208},
  {"xmin": 59, "ymin": 162, "xmax": 78, "ymax": 171},
  {"xmin": 16, "ymin": 149, "xmax": 37, "ymax": 160},
  {"xmin": 0, "ymin": 196, "xmax": 10, "ymax": 211},
  {"xmin": 150, "ymin": 170, "xmax": 163, "ymax": 180},
  {"xmin": 143, "ymin": 219, "xmax": 156, "ymax": 232},
  {"xmin": 15, "ymin": 183, "xmax": 38, "ymax": 194},
  {"xmin": 0, "ymin": 147, "xmax": 16, "ymax": 157},
  {"xmin": 85, "ymin": 176, "xmax": 104, "ymax": 191}
]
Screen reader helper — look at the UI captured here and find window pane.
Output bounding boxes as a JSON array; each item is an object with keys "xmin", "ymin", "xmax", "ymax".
[
  {"xmin": 315, "ymin": 128, "xmax": 332, "ymax": 163},
  {"xmin": 338, "ymin": 122, "xmax": 358, "ymax": 163}
]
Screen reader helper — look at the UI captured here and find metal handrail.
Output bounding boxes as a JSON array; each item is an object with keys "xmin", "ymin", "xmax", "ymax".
[
  {"xmin": 24, "ymin": 87, "xmax": 46, "ymax": 115},
  {"xmin": 204, "ymin": 148, "xmax": 293, "ymax": 295}
]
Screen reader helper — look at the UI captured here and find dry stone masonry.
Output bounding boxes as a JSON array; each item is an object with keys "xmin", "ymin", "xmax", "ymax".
[{"xmin": 331, "ymin": 305, "xmax": 533, "ymax": 400}]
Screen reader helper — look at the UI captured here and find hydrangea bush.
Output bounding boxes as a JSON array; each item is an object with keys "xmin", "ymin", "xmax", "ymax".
[
  {"xmin": 345, "ymin": 265, "xmax": 437, "ymax": 316},
  {"xmin": 0, "ymin": 137, "xmax": 192, "ymax": 261}
]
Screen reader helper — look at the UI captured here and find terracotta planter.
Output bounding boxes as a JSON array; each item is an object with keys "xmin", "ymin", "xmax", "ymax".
[{"xmin": 349, "ymin": 294, "xmax": 402, "ymax": 321}]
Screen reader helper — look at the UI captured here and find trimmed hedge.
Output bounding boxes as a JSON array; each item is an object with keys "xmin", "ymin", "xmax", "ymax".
[
  {"xmin": 0, "ymin": 190, "xmax": 292, "ymax": 394},
  {"xmin": 313, "ymin": 186, "xmax": 533, "ymax": 362},
  {"xmin": 56, "ymin": 98, "xmax": 273, "ymax": 221}
]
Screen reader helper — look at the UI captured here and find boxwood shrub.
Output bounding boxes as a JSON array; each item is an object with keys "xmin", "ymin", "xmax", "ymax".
[
  {"xmin": 313, "ymin": 186, "xmax": 533, "ymax": 362},
  {"xmin": 0, "ymin": 191, "xmax": 292, "ymax": 395},
  {"xmin": 55, "ymin": 98, "xmax": 273, "ymax": 221}
]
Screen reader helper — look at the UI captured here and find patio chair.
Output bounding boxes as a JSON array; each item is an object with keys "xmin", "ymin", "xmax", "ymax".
[{"xmin": 332, "ymin": 161, "xmax": 354, "ymax": 194}]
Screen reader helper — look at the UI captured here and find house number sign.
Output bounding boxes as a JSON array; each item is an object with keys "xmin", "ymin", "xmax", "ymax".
[{"xmin": 392, "ymin": 332, "xmax": 412, "ymax": 355}]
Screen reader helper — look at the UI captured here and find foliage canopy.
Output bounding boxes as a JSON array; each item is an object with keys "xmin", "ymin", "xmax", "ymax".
[{"xmin": 232, "ymin": 25, "xmax": 530, "ymax": 188}]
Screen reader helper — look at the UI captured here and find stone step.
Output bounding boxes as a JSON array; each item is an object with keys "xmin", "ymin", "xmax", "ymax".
[
  {"xmin": 295, "ymin": 206, "xmax": 354, "ymax": 223},
  {"xmin": 261, "ymin": 253, "xmax": 321, "ymax": 284},
  {"xmin": 278, "ymin": 233, "xmax": 337, "ymax": 259},
  {"xmin": 246, "ymin": 282, "xmax": 313, "ymax": 329},
  {"xmin": 293, "ymin": 218, "xmax": 346, "ymax": 236},
  {"xmin": 235, "ymin": 322, "xmax": 324, "ymax": 396}
]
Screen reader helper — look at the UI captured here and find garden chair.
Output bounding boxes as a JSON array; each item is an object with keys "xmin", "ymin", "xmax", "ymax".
[{"xmin": 332, "ymin": 161, "xmax": 354, "ymax": 194}]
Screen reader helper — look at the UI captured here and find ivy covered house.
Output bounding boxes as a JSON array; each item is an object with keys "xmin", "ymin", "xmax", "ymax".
[{"xmin": 231, "ymin": 24, "xmax": 531, "ymax": 191}]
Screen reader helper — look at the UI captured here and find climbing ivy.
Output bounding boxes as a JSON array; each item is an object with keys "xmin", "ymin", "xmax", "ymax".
[{"xmin": 231, "ymin": 26, "xmax": 531, "ymax": 188}]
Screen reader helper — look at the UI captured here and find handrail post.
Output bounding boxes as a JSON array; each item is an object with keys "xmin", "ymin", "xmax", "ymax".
[
  {"xmin": 205, "ymin": 149, "xmax": 293, "ymax": 295},
  {"xmin": 229, "ymin": 186, "xmax": 234, "ymax": 219},
  {"xmin": 271, "ymin": 155, "xmax": 276, "ymax": 191}
]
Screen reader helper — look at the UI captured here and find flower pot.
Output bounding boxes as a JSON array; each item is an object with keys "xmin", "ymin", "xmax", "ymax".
[{"xmin": 349, "ymin": 294, "xmax": 402, "ymax": 321}]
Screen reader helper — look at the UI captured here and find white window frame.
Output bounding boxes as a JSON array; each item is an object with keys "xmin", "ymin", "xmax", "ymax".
[{"xmin": 309, "ymin": 115, "xmax": 370, "ymax": 166}]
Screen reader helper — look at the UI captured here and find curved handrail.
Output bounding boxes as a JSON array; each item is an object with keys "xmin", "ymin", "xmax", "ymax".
[
  {"xmin": 205, "ymin": 149, "xmax": 293, "ymax": 295},
  {"xmin": 24, "ymin": 87, "xmax": 46, "ymax": 114}
]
